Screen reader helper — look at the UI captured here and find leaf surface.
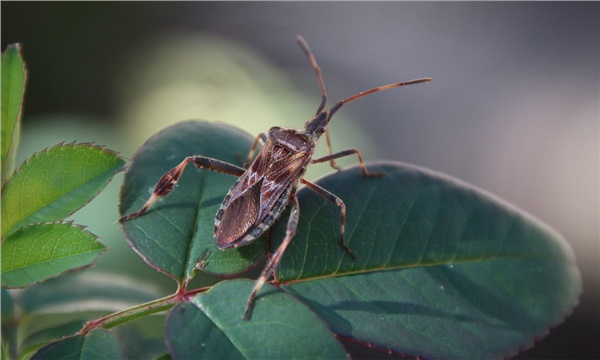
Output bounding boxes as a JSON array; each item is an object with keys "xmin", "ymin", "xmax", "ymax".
[
  {"xmin": 1, "ymin": 288, "xmax": 16, "ymax": 359},
  {"xmin": 1, "ymin": 44, "xmax": 26, "ymax": 184},
  {"xmin": 17, "ymin": 273, "xmax": 161, "ymax": 355},
  {"xmin": 1, "ymin": 143, "xmax": 125, "ymax": 236},
  {"xmin": 31, "ymin": 329, "xmax": 125, "ymax": 360},
  {"xmin": 273, "ymin": 162, "xmax": 581, "ymax": 359},
  {"xmin": 119, "ymin": 121, "xmax": 265, "ymax": 283},
  {"xmin": 1, "ymin": 223, "xmax": 106, "ymax": 288},
  {"xmin": 165, "ymin": 280, "xmax": 348, "ymax": 359},
  {"xmin": 19, "ymin": 272, "xmax": 160, "ymax": 314},
  {"xmin": 18, "ymin": 272, "xmax": 163, "ymax": 359}
]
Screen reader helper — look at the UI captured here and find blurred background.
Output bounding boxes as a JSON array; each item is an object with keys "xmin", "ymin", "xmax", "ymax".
[{"xmin": 2, "ymin": 2, "xmax": 598, "ymax": 358}]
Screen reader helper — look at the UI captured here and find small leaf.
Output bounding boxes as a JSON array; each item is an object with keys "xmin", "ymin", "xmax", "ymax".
[
  {"xmin": 1, "ymin": 288, "xmax": 16, "ymax": 359},
  {"xmin": 1, "ymin": 143, "xmax": 125, "ymax": 236},
  {"xmin": 20, "ymin": 320, "xmax": 87, "ymax": 359},
  {"xmin": 1, "ymin": 223, "xmax": 106, "ymax": 288},
  {"xmin": 17, "ymin": 273, "xmax": 162, "ymax": 355},
  {"xmin": 1, "ymin": 288, "xmax": 13, "ymax": 319},
  {"xmin": 1, "ymin": 43, "xmax": 27, "ymax": 185},
  {"xmin": 119, "ymin": 121, "xmax": 265, "ymax": 284},
  {"xmin": 271, "ymin": 162, "xmax": 581, "ymax": 359},
  {"xmin": 2, "ymin": 343, "xmax": 8, "ymax": 360},
  {"xmin": 19, "ymin": 272, "xmax": 159, "ymax": 314},
  {"xmin": 165, "ymin": 280, "xmax": 348, "ymax": 359},
  {"xmin": 31, "ymin": 329, "xmax": 126, "ymax": 360}
]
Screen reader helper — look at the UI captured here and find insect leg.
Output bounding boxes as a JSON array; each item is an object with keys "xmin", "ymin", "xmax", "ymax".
[
  {"xmin": 300, "ymin": 178, "xmax": 356, "ymax": 260},
  {"xmin": 245, "ymin": 133, "xmax": 267, "ymax": 167},
  {"xmin": 243, "ymin": 194, "xmax": 300, "ymax": 320},
  {"xmin": 119, "ymin": 156, "xmax": 245, "ymax": 222},
  {"xmin": 323, "ymin": 129, "xmax": 343, "ymax": 172},
  {"xmin": 311, "ymin": 149, "xmax": 383, "ymax": 177}
]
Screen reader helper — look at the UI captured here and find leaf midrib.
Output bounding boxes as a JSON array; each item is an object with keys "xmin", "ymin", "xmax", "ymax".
[{"xmin": 278, "ymin": 252, "xmax": 534, "ymax": 286}]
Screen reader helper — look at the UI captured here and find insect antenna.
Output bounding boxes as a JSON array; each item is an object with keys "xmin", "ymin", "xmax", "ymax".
[
  {"xmin": 296, "ymin": 34, "xmax": 432, "ymax": 135},
  {"xmin": 296, "ymin": 35, "xmax": 328, "ymax": 115},
  {"xmin": 328, "ymin": 77, "xmax": 432, "ymax": 119}
]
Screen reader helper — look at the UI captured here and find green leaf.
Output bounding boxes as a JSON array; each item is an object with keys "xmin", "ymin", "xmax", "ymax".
[
  {"xmin": 1, "ymin": 223, "xmax": 106, "ymax": 288},
  {"xmin": 165, "ymin": 280, "xmax": 348, "ymax": 359},
  {"xmin": 1, "ymin": 288, "xmax": 13, "ymax": 321},
  {"xmin": 1, "ymin": 143, "xmax": 125, "ymax": 236},
  {"xmin": 2, "ymin": 342, "xmax": 8, "ymax": 360},
  {"xmin": 121, "ymin": 122, "xmax": 580, "ymax": 358},
  {"xmin": 272, "ymin": 162, "xmax": 582, "ymax": 359},
  {"xmin": 16, "ymin": 272, "xmax": 162, "ymax": 354},
  {"xmin": 112, "ymin": 316, "xmax": 168, "ymax": 360},
  {"xmin": 1, "ymin": 288, "xmax": 16, "ymax": 359},
  {"xmin": 1, "ymin": 44, "xmax": 26, "ymax": 185},
  {"xmin": 20, "ymin": 319, "xmax": 87, "ymax": 359},
  {"xmin": 119, "ymin": 121, "xmax": 265, "ymax": 283},
  {"xmin": 31, "ymin": 329, "xmax": 126, "ymax": 360},
  {"xmin": 19, "ymin": 272, "xmax": 160, "ymax": 314}
]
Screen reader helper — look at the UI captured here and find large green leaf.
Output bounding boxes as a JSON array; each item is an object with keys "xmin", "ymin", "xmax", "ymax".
[
  {"xmin": 119, "ymin": 121, "xmax": 265, "ymax": 283},
  {"xmin": 273, "ymin": 162, "xmax": 581, "ymax": 359},
  {"xmin": 120, "ymin": 122, "xmax": 580, "ymax": 358},
  {"xmin": 1, "ymin": 44, "xmax": 26, "ymax": 185},
  {"xmin": 165, "ymin": 280, "xmax": 348, "ymax": 359},
  {"xmin": 1, "ymin": 143, "xmax": 125, "ymax": 236},
  {"xmin": 31, "ymin": 329, "xmax": 126, "ymax": 360},
  {"xmin": 1, "ymin": 223, "xmax": 106, "ymax": 288}
]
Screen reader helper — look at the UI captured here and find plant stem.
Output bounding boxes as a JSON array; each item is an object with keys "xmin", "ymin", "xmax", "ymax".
[{"xmin": 79, "ymin": 293, "xmax": 179, "ymax": 334}]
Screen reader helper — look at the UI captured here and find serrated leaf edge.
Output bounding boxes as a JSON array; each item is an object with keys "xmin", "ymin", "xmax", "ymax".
[
  {"xmin": 3, "ymin": 141, "xmax": 124, "ymax": 187},
  {"xmin": 1, "ymin": 43, "xmax": 27, "ymax": 184},
  {"xmin": 1, "ymin": 142, "xmax": 125, "ymax": 236},
  {"xmin": 1, "ymin": 221, "xmax": 108, "ymax": 289}
]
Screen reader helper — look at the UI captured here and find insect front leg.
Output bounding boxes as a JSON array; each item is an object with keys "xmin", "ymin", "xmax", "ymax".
[
  {"xmin": 300, "ymin": 178, "xmax": 356, "ymax": 260},
  {"xmin": 119, "ymin": 156, "xmax": 245, "ymax": 222},
  {"xmin": 243, "ymin": 194, "xmax": 300, "ymax": 320},
  {"xmin": 312, "ymin": 148, "xmax": 383, "ymax": 177}
]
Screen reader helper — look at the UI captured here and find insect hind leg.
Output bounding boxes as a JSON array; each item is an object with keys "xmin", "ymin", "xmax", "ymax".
[
  {"xmin": 119, "ymin": 156, "xmax": 245, "ymax": 222},
  {"xmin": 300, "ymin": 178, "xmax": 356, "ymax": 260},
  {"xmin": 243, "ymin": 194, "xmax": 300, "ymax": 320}
]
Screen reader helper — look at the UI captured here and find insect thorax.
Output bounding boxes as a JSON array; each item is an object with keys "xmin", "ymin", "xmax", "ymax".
[{"xmin": 267, "ymin": 126, "xmax": 316, "ymax": 153}]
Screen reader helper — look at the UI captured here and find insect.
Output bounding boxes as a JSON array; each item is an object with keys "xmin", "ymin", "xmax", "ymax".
[{"xmin": 119, "ymin": 36, "xmax": 431, "ymax": 319}]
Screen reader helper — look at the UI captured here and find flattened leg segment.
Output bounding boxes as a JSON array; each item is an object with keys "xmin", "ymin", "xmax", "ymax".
[
  {"xmin": 119, "ymin": 156, "xmax": 244, "ymax": 222},
  {"xmin": 188, "ymin": 155, "xmax": 245, "ymax": 176}
]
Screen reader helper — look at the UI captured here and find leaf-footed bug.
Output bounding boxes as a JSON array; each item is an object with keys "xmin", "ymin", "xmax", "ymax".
[{"xmin": 119, "ymin": 36, "xmax": 431, "ymax": 319}]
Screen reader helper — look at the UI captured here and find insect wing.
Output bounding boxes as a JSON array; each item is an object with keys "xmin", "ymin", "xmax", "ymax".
[
  {"xmin": 215, "ymin": 178, "xmax": 262, "ymax": 248},
  {"xmin": 215, "ymin": 142, "xmax": 311, "ymax": 249}
]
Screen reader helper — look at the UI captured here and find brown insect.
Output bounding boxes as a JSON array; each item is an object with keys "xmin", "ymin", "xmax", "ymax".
[{"xmin": 119, "ymin": 36, "xmax": 431, "ymax": 319}]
